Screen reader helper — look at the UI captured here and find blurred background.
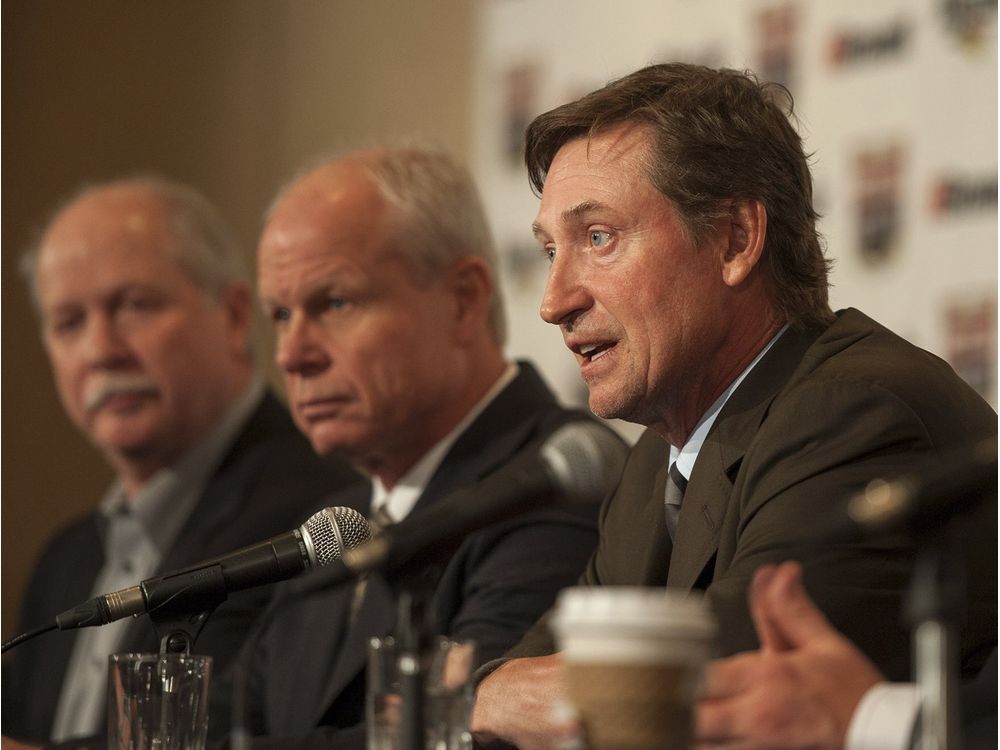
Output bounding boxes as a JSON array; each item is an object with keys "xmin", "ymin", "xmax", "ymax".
[{"xmin": 3, "ymin": 0, "xmax": 996, "ymax": 637}]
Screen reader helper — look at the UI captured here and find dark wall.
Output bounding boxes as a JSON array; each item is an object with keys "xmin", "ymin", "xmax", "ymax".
[{"xmin": 2, "ymin": 0, "xmax": 474, "ymax": 637}]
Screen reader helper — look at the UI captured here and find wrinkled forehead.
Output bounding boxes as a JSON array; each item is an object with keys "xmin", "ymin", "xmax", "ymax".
[
  {"xmin": 35, "ymin": 198, "xmax": 199, "ymax": 305},
  {"xmin": 533, "ymin": 123, "xmax": 660, "ymax": 228},
  {"xmin": 266, "ymin": 163, "xmax": 390, "ymax": 246},
  {"xmin": 261, "ymin": 184, "xmax": 435, "ymax": 307}
]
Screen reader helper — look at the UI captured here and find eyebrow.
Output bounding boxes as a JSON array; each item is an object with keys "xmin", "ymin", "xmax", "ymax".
[{"xmin": 531, "ymin": 200, "xmax": 609, "ymax": 239}]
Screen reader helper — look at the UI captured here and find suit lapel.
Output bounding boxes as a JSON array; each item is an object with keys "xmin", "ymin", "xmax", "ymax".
[
  {"xmin": 270, "ymin": 483, "xmax": 373, "ymax": 730},
  {"xmin": 640, "ymin": 460, "xmax": 673, "ymax": 585},
  {"xmin": 414, "ymin": 366, "xmax": 552, "ymax": 514},
  {"xmin": 666, "ymin": 326, "xmax": 823, "ymax": 590},
  {"xmin": 29, "ymin": 521, "xmax": 107, "ymax": 734},
  {"xmin": 307, "ymin": 574, "xmax": 397, "ymax": 725},
  {"xmin": 665, "ymin": 429, "xmax": 742, "ymax": 589},
  {"xmin": 118, "ymin": 393, "xmax": 309, "ymax": 655},
  {"xmin": 118, "ymin": 443, "xmax": 251, "ymax": 654}
]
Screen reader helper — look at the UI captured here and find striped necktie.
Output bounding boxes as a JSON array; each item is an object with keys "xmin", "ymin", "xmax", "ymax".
[
  {"xmin": 665, "ymin": 462, "xmax": 688, "ymax": 541},
  {"xmin": 370, "ymin": 505, "xmax": 395, "ymax": 532}
]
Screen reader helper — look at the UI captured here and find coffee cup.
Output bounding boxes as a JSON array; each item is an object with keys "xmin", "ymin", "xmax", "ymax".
[{"xmin": 551, "ymin": 586, "xmax": 716, "ymax": 750}]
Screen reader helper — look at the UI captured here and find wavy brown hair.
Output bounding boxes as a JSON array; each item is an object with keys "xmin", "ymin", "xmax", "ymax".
[{"xmin": 525, "ymin": 63, "xmax": 834, "ymax": 330}]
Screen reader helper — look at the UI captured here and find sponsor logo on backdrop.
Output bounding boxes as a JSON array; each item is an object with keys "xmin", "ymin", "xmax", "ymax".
[
  {"xmin": 931, "ymin": 173, "xmax": 998, "ymax": 216},
  {"xmin": 829, "ymin": 20, "xmax": 911, "ymax": 66},
  {"xmin": 940, "ymin": 0, "xmax": 997, "ymax": 49},
  {"xmin": 854, "ymin": 144, "xmax": 904, "ymax": 266},
  {"xmin": 756, "ymin": 3, "xmax": 799, "ymax": 91},
  {"xmin": 944, "ymin": 295, "xmax": 997, "ymax": 405}
]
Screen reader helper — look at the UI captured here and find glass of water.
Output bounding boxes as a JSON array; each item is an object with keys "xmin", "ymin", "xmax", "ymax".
[
  {"xmin": 367, "ymin": 636, "xmax": 477, "ymax": 750},
  {"xmin": 107, "ymin": 652, "xmax": 212, "ymax": 750}
]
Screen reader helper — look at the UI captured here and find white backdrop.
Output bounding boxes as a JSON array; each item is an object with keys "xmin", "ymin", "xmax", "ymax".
[{"xmin": 471, "ymin": 0, "xmax": 998, "ymax": 434}]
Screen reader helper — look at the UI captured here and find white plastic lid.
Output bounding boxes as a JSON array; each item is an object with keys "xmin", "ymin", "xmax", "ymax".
[{"xmin": 552, "ymin": 586, "xmax": 717, "ymax": 643}]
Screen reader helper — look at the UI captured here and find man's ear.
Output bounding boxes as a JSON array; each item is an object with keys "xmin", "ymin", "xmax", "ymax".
[
  {"xmin": 447, "ymin": 256, "xmax": 493, "ymax": 343},
  {"xmin": 721, "ymin": 199, "xmax": 767, "ymax": 288}
]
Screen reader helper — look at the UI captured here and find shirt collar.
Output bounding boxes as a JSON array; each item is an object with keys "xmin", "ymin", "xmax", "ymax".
[
  {"xmin": 671, "ymin": 327, "xmax": 788, "ymax": 480},
  {"xmin": 99, "ymin": 377, "xmax": 266, "ymax": 554},
  {"xmin": 371, "ymin": 362, "xmax": 519, "ymax": 523}
]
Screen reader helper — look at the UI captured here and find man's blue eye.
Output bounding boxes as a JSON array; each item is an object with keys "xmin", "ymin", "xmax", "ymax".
[
  {"xmin": 590, "ymin": 230, "xmax": 611, "ymax": 247},
  {"xmin": 328, "ymin": 297, "xmax": 346, "ymax": 310},
  {"xmin": 272, "ymin": 308, "xmax": 291, "ymax": 322}
]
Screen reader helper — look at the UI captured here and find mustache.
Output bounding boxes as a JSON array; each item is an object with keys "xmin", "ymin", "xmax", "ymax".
[{"xmin": 84, "ymin": 374, "xmax": 159, "ymax": 412}]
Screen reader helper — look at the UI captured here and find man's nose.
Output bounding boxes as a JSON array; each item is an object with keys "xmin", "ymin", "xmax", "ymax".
[
  {"xmin": 275, "ymin": 315, "xmax": 330, "ymax": 376},
  {"xmin": 81, "ymin": 313, "xmax": 131, "ymax": 367},
  {"xmin": 539, "ymin": 254, "xmax": 592, "ymax": 329}
]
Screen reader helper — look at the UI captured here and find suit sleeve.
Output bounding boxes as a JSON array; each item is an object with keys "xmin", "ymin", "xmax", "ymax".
[
  {"xmin": 503, "ymin": 429, "xmax": 668, "ymax": 660},
  {"xmin": 2, "ymin": 520, "xmax": 104, "ymax": 744},
  {"xmin": 440, "ymin": 506, "xmax": 599, "ymax": 664},
  {"xmin": 705, "ymin": 376, "xmax": 996, "ymax": 681}
]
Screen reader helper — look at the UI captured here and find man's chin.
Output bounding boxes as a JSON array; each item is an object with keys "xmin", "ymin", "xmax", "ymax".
[
  {"xmin": 97, "ymin": 435, "xmax": 164, "ymax": 463},
  {"xmin": 587, "ymin": 389, "xmax": 641, "ymax": 424},
  {"xmin": 90, "ymin": 411, "xmax": 178, "ymax": 459},
  {"xmin": 307, "ymin": 428, "xmax": 366, "ymax": 462}
]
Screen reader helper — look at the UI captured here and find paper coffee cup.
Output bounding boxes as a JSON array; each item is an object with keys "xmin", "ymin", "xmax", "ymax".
[{"xmin": 551, "ymin": 587, "xmax": 716, "ymax": 750}]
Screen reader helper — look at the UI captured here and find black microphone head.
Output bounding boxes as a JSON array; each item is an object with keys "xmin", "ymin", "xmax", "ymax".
[
  {"xmin": 540, "ymin": 421, "xmax": 629, "ymax": 504},
  {"xmin": 301, "ymin": 506, "xmax": 374, "ymax": 567}
]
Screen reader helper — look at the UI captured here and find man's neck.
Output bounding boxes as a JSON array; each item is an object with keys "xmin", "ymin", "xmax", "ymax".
[
  {"xmin": 113, "ymin": 450, "xmax": 179, "ymax": 500},
  {"xmin": 372, "ymin": 357, "xmax": 511, "ymax": 492},
  {"xmin": 113, "ymin": 373, "xmax": 259, "ymax": 498},
  {"xmin": 653, "ymin": 316, "xmax": 785, "ymax": 448}
]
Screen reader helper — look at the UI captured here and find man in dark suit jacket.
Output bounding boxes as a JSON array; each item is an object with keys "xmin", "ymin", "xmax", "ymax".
[
  {"xmin": 505, "ymin": 310, "xmax": 995, "ymax": 677},
  {"xmin": 238, "ymin": 146, "xmax": 624, "ymax": 748},
  {"xmin": 471, "ymin": 63, "xmax": 997, "ymax": 749},
  {"xmin": 241, "ymin": 363, "xmax": 610, "ymax": 749},
  {"xmin": 2, "ymin": 178, "xmax": 360, "ymax": 746}
]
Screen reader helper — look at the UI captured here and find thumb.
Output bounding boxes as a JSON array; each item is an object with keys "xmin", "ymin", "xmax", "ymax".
[{"xmin": 753, "ymin": 561, "xmax": 839, "ymax": 651}]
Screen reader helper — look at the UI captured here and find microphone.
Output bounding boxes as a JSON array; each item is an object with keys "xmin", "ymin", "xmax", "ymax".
[
  {"xmin": 53, "ymin": 505, "xmax": 373, "ymax": 631},
  {"xmin": 819, "ymin": 439, "xmax": 997, "ymax": 543},
  {"xmin": 299, "ymin": 420, "xmax": 628, "ymax": 594}
]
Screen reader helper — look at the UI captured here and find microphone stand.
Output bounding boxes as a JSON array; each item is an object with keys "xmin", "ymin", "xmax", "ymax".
[
  {"xmin": 397, "ymin": 592, "xmax": 428, "ymax": 750},
  {"xmin": 905, "ymin": 523, "xmax": 965, "ymax": 750},
  {"xmin": 151, "ymin": 608, "xmax": 217, "ymax": 656},
  {"xmin": 145, "ymin": 564, "xmax": 229, "ymax": 656}
]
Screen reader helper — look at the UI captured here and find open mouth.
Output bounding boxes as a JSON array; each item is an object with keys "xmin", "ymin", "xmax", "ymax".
[{"xmin": 577, "ymin": 342, "xmax": 615, "ymax": 363}]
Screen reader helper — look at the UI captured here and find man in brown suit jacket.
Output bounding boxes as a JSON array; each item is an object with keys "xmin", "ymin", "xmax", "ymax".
[{"xmin": 471, "ymin": 63, "xmax": 997, "ymax": 750}]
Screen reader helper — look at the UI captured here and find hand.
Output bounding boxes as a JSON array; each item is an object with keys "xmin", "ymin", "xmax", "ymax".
[
  {"xmin": 695, "ymin": 561, "xmax": 884, "ymax": 750},
  {"xmin": 471, "ymin": 653, "xmax": 582, "ymax": 750}
]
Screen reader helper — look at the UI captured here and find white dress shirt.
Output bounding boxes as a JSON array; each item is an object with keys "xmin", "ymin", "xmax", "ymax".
[
  {"xmin": 846, "ymin": 682, "xmax": 920, "ymax": 750},
  {"xmin": 668, "ymin": 326, "xmax": 787, "ymax": 487}
]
